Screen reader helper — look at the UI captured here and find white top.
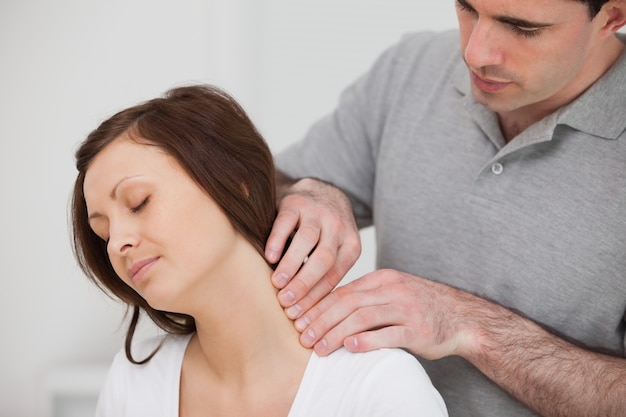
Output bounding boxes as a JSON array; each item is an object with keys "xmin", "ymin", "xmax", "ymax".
[{"xmin": 96, "ymin": 334, "xmax": 448, "ymax": 417}]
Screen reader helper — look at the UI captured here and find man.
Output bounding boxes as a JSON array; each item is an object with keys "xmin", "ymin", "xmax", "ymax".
[{"xmin": 264, "ymin": 0, "xmax": 626, "ymax": 416}]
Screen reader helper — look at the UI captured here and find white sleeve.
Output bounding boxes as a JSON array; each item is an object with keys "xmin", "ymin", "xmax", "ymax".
[
  {"xmin": 94, "ymin": 350, "xmax": 128, "ymax": 417},
  {"xmin": 93, "ymin": 335, "xmax": 186, "ymax": 417}
]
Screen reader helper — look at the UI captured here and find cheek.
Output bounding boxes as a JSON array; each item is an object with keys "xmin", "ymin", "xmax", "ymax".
[
  {"xmin": 535, "ymin": 23, "xmax": 594, "ymax": 71},
  {"xmin": 106, "ymin": 252, "xmax": 129, "ymax": 284},
  {"xmin": 167, "ymin": 203, "xmax": 233, "ymax": 256},
  {"xmin": 526, "ymin": 40, "xmax": 587, "ymax": 89}
]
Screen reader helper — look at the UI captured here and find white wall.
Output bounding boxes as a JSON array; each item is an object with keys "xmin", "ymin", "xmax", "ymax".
[
  {"xmin": 0, "ymin": 2, "xmax": 219, "ymax": 416},
  {"xmin": 0, "ymin": 1, "xmax": 458, "ymax": 415}
]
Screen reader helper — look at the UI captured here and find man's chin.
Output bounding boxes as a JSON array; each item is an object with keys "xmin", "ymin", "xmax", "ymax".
[{"xmin": 471, "ymin": 87, "xmax": 520, "ymax": 114}]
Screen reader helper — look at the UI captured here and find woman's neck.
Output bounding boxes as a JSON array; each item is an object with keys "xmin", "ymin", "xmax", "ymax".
[
  {"xmin": 178, "ymin": 238, "xmax": 311, "ymax": 414},
  {"xmin": 191, "ymin": 264, "xmax": 310, "ymax": 384}
]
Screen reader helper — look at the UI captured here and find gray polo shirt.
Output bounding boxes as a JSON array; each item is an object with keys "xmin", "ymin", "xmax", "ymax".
[{"xmin": 276, "ymin": 30, "xmax": 626, "ymax": 417}]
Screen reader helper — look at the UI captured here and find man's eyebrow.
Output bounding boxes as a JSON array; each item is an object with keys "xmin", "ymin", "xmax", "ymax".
[
  {"xmin": 495, "ymin": 15, "xmax": 553, "ymax": 29},
  {"xmin": 457, "ymin": 0, "xmax": 553, "ymax": 28},
  {"xmin": 456, "ymin": 0, "xmax": 475, "ymax": 12}
]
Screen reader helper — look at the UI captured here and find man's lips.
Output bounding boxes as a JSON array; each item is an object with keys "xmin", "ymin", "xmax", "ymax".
[
  {"xmin": 127, "ymin": 257, "xmax": 159, "ymax": 283},
  {"xmin": 471, "ymin": 71, "xmax": 512, "ymax": 93}
]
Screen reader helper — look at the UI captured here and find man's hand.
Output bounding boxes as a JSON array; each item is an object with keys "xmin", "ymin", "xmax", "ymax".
[
  {"xmin": 289, "ymin": 268, "xmax": 626, "ymax": 417},
  {"xmin": 265, "ymin": 175, "xmax": 361, "ymax": 319},
  {"xmin": 291, "ymin": 269, "xmax": 478, "ymax": 359}
]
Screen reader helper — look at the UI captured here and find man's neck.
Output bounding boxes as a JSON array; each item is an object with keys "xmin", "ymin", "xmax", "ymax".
[{"xmin": 498, "ymin": 35, "xmax": 625, "ymax": 143}]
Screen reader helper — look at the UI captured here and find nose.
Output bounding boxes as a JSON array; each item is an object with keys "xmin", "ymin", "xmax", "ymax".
[
  {"xmin": 463, "ymin": 19, "xmax": 504, "ymax": 69},
  {"xmin": 106, "ymin": 218, "xmax": 139, "ymax": 257}
]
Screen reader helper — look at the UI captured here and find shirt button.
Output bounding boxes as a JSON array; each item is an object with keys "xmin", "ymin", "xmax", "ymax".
[{"xmin": 491, "ymin": 162, "xmax": 504, "ymax": 175}]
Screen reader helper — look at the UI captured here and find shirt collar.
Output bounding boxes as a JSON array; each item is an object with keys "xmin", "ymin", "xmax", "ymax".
[
  {"xmin": 452, "ymin": 33, "xmax": 626, "ymax": 143},
  {"xmin": 559, "ymin": 33, "xmax": 626, "ymax": 140}
]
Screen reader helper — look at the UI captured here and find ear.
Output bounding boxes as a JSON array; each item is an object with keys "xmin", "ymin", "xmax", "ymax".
[{"xmin": 598, "ymin": 0, "xmax": 626, "ymax": 35}]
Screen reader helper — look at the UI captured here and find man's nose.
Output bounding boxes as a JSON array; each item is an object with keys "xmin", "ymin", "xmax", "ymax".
[{"xmin": 464, "ymin": 19, "xmax": 505, "ymax": 69}]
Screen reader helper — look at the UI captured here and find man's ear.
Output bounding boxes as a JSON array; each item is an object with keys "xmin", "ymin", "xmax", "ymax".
[{"xmin": 599, "ymin": 0, "xmax": 626, "ymax": 35}]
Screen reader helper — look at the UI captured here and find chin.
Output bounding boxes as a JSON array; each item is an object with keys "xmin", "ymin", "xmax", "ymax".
[
  {"xmin": 471, "ymin": 85, "xmax": 529, "ymax": 113},
  {"xmin": 143, "ymin": 292, "xmax": 181, "ymax": 314}
]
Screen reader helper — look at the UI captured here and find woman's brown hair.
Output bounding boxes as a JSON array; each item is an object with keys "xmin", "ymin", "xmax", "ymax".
[{"xmin": 71, "ymin": 85, "xmax": 276, "ymax": 363}]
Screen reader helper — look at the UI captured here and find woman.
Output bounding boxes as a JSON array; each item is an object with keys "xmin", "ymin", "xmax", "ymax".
[{"xmin": 71, "ymin": 85, "xmax": 448, "ymax": 417}]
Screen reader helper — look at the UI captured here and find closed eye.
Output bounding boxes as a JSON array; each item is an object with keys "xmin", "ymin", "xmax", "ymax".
[
  {"xmin": 131, "ymin": 197, "xmax": 149, "ymax": 214},
  {"xmin": 509, "ymin": 25, "xmax": 543, "ymax": 38},
  {"xmin": 497, "ymin": 15, "xmax": 551, "ymax": 39},
  {"xmin": 456, "ymin": 0, "xmax": 550, "ymax": 39}
]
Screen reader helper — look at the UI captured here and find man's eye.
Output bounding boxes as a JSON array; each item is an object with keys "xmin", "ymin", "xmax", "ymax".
[
  {"xmin": 131, "ymin": 197, "xmax": 149, "ymax": 214},
  {"xmin": 511, "ymin": 25, "xmax": 542, "ymax": 38}
]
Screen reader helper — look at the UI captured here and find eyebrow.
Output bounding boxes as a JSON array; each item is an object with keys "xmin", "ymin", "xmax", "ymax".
[
  {"xmin": 457, "ymin": 0, "xmax": 554, "ymax": 29},
  {"xmin": 87, "ymin": 175, "xmax": 143, "ymax": 222}
]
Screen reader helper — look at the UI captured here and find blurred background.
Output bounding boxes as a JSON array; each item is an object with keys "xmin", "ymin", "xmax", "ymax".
[{"xmin": 0, "ymin": 1, "xmax": 460, "ymax": 415}]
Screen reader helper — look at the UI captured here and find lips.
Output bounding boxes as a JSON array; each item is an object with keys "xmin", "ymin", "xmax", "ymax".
[
  {"xmin": 471, "ymin": 71, "xmax": 511, "ymax": 93},
  {"xmin": 127, "ymin": 257, "xmax": 159, "ymax": 284}
]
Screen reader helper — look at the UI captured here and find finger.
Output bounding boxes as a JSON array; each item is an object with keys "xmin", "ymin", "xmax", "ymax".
[
  {"xmin": 278, "ymin": 220, "xmax": 361, "ymax": 308},
  {"xmin": 278, "ymin": 241, "xmax": 335, "ymax": 308},
  {"xmin": 270, "ymin": 218, "xmax": 320, "ymax": 290},
  {"xmin": 343, "ymin": 325, "xmax": 415, "ymax": 353},
  {"xmin": 311, "ymin": 303, "xmax": 402, "ymax": 356},
  {"xmin": 284, "ymin": 270, "xmax": 343, "ymax": 319},
  {"xmin": 283, "ymin": 239, "xmax": 360, "ymax": 317},
  {"xmin": 283, "ymin": 274, "xmax": 334, "ymax": 319},
  {"xmin": 295, "ymin": 278, "xmax": 388, "ymax": 347},
  {"xmin": 293, "ymin": 273, "xmax": 381, "ymax": 327},
  {"xmin": 265, "ymin": 208, "xmax": 299, "ymax": 265}
]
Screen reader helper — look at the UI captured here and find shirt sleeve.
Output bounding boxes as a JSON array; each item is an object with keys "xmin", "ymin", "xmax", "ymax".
[
  {"xmin": 94, "ymin": 350, "xmax": 128, "ymax": 417},
  {"xmin": 274, "ymin": 37, "xmax": 407, "ymax": 228}
]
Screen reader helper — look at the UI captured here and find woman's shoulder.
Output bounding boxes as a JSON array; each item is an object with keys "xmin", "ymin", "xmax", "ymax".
[
  {"xmin": 95, "ymin": 334, "xmax": 193, "ymax": 417},
  {"xmin": 299, "ymin": 348, "xmax": 448, "ymax": 417},
  {"xmin": 316, "ymin": 346, "xmax": 423, "ymax": 373},
  {"xmin": 107, "ymin": 333, "xmax": 192, "ymax": 381},
  {"xmin": 130, "ymin": 333, "xmax": 191, "ymax": 361}
]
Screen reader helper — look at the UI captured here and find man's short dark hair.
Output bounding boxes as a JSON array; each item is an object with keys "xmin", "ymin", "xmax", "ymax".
[{"xmin": 576, "ymin": 0, "xmax": 610, "ymax": 17}]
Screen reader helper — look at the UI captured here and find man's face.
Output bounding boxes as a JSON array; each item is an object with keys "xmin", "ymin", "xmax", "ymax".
[{"xmin": 456, "ymin": 0, "xmax": 604, "ymax": 115}]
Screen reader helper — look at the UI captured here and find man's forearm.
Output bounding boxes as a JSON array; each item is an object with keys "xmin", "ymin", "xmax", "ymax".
[{"xmin": 463, "ymin": 298, "xmax": 626, "ymax": 417}]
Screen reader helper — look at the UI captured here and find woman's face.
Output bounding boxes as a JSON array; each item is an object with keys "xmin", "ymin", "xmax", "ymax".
[{"xmin": 83, "ymin": 136, "xmax": 243, "ymax": 312}]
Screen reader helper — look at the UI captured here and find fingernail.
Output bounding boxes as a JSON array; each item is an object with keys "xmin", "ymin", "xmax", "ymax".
[
  {"xmin": 266, "ymin": 248, "xmax": 279, "ymax": 262},
  {"xmin": 286, "ymin": 304, "xmax": 302, "ymax": 319},
  {"xmin": 273, "ymin": 272, "xmax": 289, "ymax": 288},
  {"xmin": 301, "ymin": 329, "xmax": 316, "ymax": 346},
  {"xmin": 294, "ymin": 315, "xmax": 310, "ymax": 331},
  {"xmin": 315, "ymin": 338, "xmax": 328, "ymax": 355},
  {"xmin": 278, "ymin": 290, "xmax": 296, "ymax": 306},
  {"xmin": 347, "ymin": 337, "xmax": 358, "ymax": 349}
]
